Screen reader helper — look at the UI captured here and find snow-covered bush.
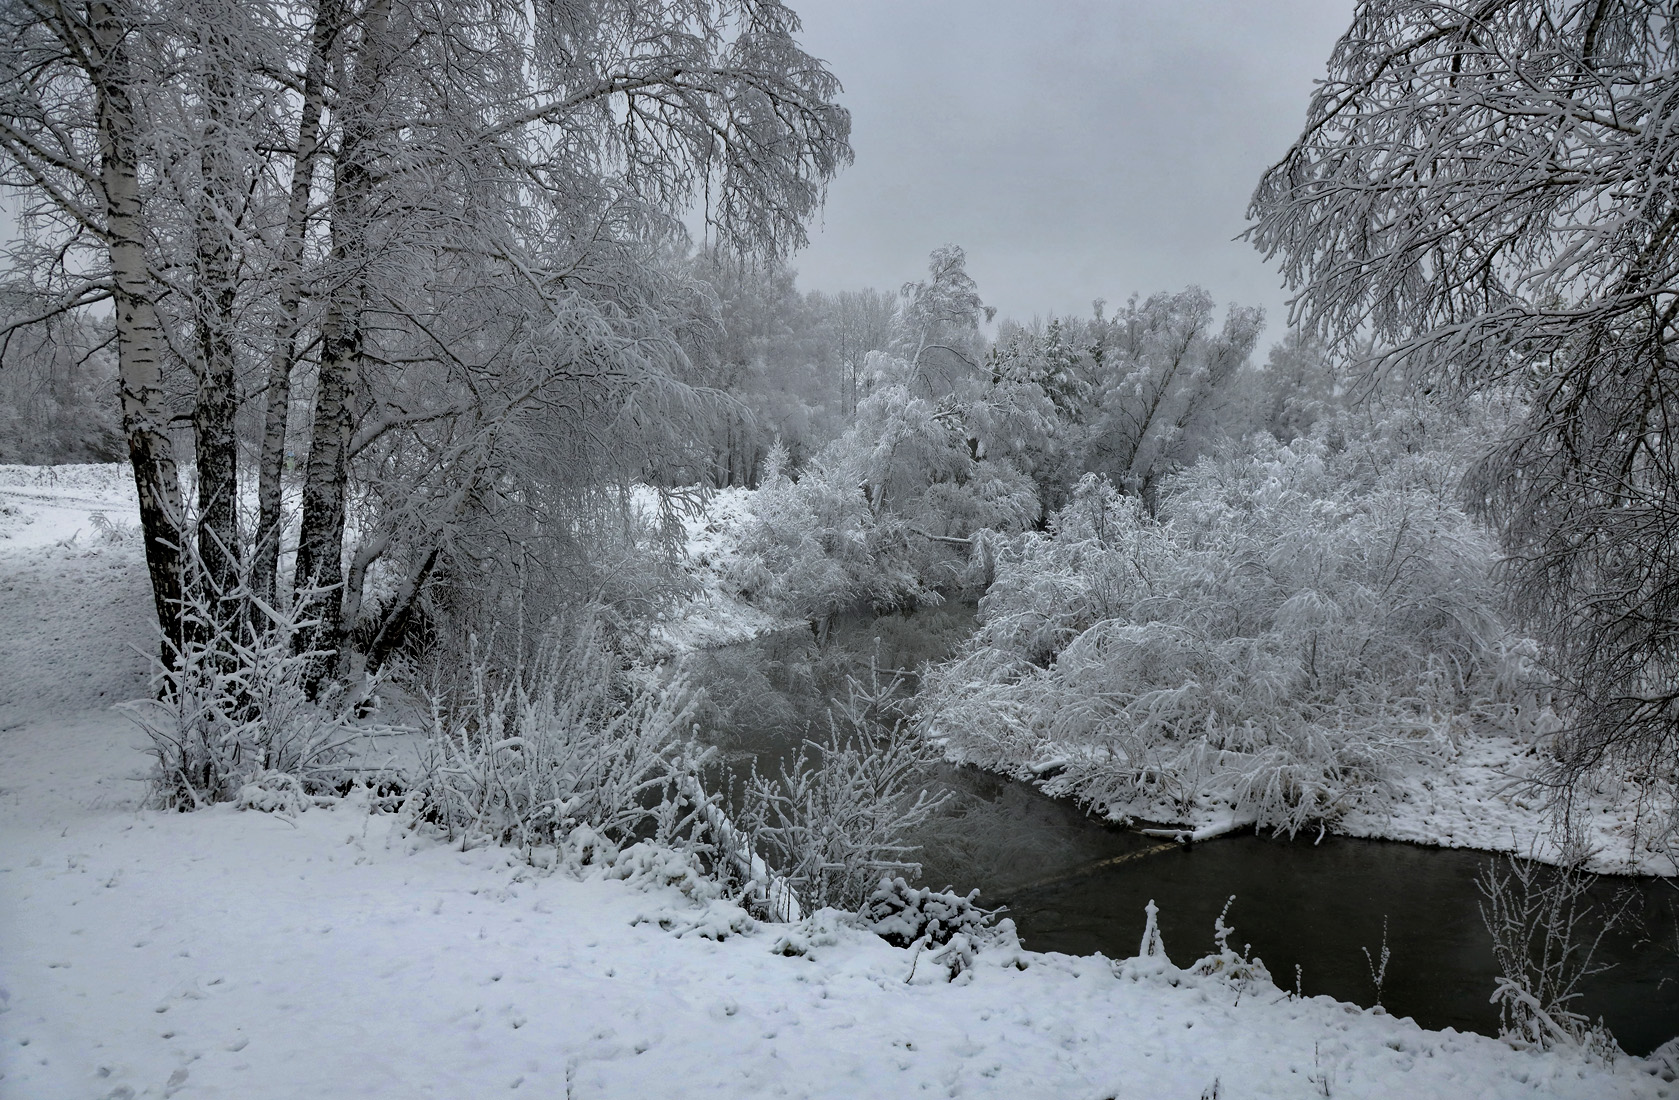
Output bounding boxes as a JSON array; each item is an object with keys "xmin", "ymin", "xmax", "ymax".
[
  {"xmin": 726, "ymin": 359, "xmax": 1048, "ymax": 628},
  {"xmin": 1117, "ymin": 898, "xmax": 1275, "ymax": 1004},
  {"xmin": 88, "ymin": 509, "xmax": 138, "ymax": 545},
  {"xmin": 124, "ymin": 584, "xmax": 368, "ymax": 810},
  {"xmin": 1186, "ymin": 896, "xmax": 1272, "ymax": 995},
  {"xmin": 412, "ymin": 623, "xmax": 695, "ymax": 851},
  {"xmin": 855, "ymin": 876, "xmax": 997, "ymax": 948},
  {"xmin": 1477, "ymin": 851, "xmax": 1629, "ymax": 1054},
  {"xmin": 921, "ymin": 411, "xmax": 1538, "ymax": 834},
  {"xmin": 857, "ymin": 878, "xmax": 1016, "ymax": 982},
  {"xmin": 735, "ymin": 678, "xmax": 949, "ymax": 917},
  {"xmin": 726, "ymin": 442, "xmax": 931, "ymax": 626}
]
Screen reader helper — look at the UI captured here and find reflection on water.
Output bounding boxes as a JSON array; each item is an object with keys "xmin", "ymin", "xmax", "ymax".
[{"xmin": 677, "ymin": 609, "xmax": 1679, "ymax": 1056}]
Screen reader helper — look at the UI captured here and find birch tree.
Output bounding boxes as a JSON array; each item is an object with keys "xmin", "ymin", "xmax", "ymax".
[
  {"xmin": 1248, "ymin": 0, "xmax": 1679, "ymax": 843},
  {"xmin": 890, "ymin": 244, "xmax": 995, "ymax": 397},
  {"xmin": 1081, "ymin": 288, "xmax": 1263, "ymax": 502},
  {"xmin": 0, "ymin": 0, "xmax": 191, "ymax": 651},
  {"xmin": 0, "ymin": 0, "xmax": 849, "ymax": 693},
  {"xmin": 251, "ymin": 0, "xmax": 339, "ymax": 606},
  {"xmin": 1, "ymin": 0, "xmax": 301, "ymax": 648},
  {"xmin": 267, "ymin": 0, "xmax": 851, "ymax": 689}
]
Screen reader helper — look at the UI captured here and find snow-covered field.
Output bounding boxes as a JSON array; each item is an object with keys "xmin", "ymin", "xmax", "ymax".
[{"xmin": 3, "ymin": 465, "xmax": 1676, "ymax": 1097}]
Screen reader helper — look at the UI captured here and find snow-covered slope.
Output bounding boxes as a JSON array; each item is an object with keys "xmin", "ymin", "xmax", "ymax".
[
  {"xmin": 644, "ymin": 485, "xmax": 803, "ymax": 656},
  {"xmin": 9, "ymin": 793, "xmax": 1669, "ymax": 1099},
  {"xmin": 2, "ymin": 464, "xmax": 1673, "ymax": 1097}
]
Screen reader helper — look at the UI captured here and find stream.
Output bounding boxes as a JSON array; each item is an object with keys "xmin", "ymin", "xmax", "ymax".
[{"xmin": 676, "ymin": 608, "xmax": 1679, "ymax": 1056}]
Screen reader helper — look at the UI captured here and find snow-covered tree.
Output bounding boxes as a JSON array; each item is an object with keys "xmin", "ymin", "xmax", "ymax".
[
  {"xmin": 888, "ymin": 244, "xmax": 995, "ymax": 398},
  {"xmin": 0, "ymin": 0, "xmax": 196, "ymax": 649},
  {"xmin": 0, "ymin": 308, "xmax": 122, "ymax": 463},
  {"xmin": 1237, "ymin": 330, "xmax": 1344, "ymax": 445},
  {"xmin": 1248, "ymin": 0, "xmax": 1679, "ymax": 843},
  {"xmin": 0, "ymin": 0, "xmax": 852, "ymax": 693},
  {"xmin": 815, "ymin": 285, "xmax": 896, "ymax": 418},
  {"xmin": 1081, "ymin": 288, "xmax": 1263, "ymax": 503}
]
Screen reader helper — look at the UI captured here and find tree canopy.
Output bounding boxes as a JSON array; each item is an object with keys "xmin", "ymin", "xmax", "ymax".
[{"xmin": 1249, "ymin": 0, "xmax": 1679, "ymax": 842}]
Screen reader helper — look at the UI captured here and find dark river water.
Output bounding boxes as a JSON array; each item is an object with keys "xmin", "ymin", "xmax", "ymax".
[{"xmin": 677, "ymin": 608, "xmax": 1679, "ymax": 1056}]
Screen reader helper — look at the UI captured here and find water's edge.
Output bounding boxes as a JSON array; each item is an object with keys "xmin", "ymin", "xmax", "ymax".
[{"xmin": 675, "ymin": 612, "xmax": 1679, "ymax": 1055}]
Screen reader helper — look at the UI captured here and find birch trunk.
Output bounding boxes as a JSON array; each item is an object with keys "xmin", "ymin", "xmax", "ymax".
[
  {"xmin": 91, "ymin": 0, "xmax": 188, "ymax": 657},
  {"xmin": 253, "ymin": 0, "xmax": 339, "ymax": 606},
  {"xmin": 293, "ymin": 0, "xmax": 388, "ymax": 694},
  {"xmin": 292, "ymin": 259, "xmax": 364, "ymax": 693},
  {"xmin": 190, "ymin": 50, "xmax": 243, "ymax": 615}
]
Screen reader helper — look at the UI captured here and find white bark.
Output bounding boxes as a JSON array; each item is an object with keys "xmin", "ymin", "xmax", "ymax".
[{"xmin": 90, "ymin": 0, "xmax": 189, "ymax": 654}]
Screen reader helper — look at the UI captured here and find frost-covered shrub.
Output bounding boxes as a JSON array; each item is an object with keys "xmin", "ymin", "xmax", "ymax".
[
  {"xmin": 855, "ymin": 876, "xmax": 996, "ymax": 948},
  {"xmin": 1119, "ymin": 897, "xmax": 1274, "ymax": 1001},
  {"xmin": 1186, "ymin": 896, "xmax": 1272, "ymax": 994},
  {"xmin": 727, "ymin": 370, "xmax": 1049, "ymax": 625},
  {"xmin": 858, "ymin": 878, "xmax": 1016, "ymax": 982},
  {"xmin": 735, "ymin": 679, "xmax": 949, "ymax": 917},
  {"xmin": 768, "ymin": 907, "xmax": 848, "ymax": 957},
  {"xmin": 412, "ymin": 623, "xmax": 694, "ymax": 850},
  {"xmin": 726, "ymin": 445, "xmax": 929, "ymax": 624},
  {"xmin": 125, "ymin": 584, "xmax": 369, "ymax": 811},
  {"xmin": 922, "ymin": 415, "xmax": 1539, "ymax": 834},
  {"xmin": 88, "ymin": 510, "xmax": 138, "ymax": 545},
  {"xmin": 1478, "ymin": 851, "xmax": 1629, "ymax": 1054}
]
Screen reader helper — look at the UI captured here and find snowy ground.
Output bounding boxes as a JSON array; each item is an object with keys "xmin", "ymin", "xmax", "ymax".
[
  {"xmin": 1337, "ymin": 731, "xmax": 1678, "ymax": 877},
  {"xmin": 1018, "ymin": 725, "xmax": 1678, "ymax": 878},
  {"xmin": 643, "ymin": 485, "xmax": 804, "ymax": 657},
  {"xmin": 3, "ymin": 465, "xmax": 1676, "ymax": 1097}
]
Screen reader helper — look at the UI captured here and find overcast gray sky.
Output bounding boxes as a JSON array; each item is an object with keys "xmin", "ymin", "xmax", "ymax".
[{"xmin": 784, "ymin": 0, "xmax": 1353, "ymax": 338}]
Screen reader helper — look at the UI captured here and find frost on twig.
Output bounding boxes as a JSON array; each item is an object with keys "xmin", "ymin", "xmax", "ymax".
[
  {"xmin": 123, "ymin": 564, "xmax": 382, "ymax": 811},
  {"xmin": 1476, "ymin": 845, "xmax": 1630, "ymax": 1056}
]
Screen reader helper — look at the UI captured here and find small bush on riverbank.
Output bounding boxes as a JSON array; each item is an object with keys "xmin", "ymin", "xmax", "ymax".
[
  {"xmin": 411, "ymin": 624, "xmax": 696, "ymax": 851},
  {"xmin": 857, "ymin": 876, "xmax": 998, "ymax": 948},
  {"xmin": 735, "ymin": 676, "xmax": 950, "ymax": 916},
  {"xmin": 1478, "ymin": 850, "xmax": 1632, "ymax": 1055},
  {"xmin": 407, "ymin": 622, "xmax": 952, "ymax": 931}
]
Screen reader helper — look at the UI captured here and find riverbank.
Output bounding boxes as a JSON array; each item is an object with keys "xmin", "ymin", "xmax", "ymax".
[
  {"xmin": 667, "ymin": 481, "xmax": 1676, "ymax": 878},
  {"xmin": 0, "ymin": 550, "xmax": 1668, "ymax": 1097},
  {"xmin": 1009, "ymin": 723, "xmax": 1679, "ymax": 878},
  {"xmin": 676, "ymin": 617, "xmax": 1679, "ymax": 1053},
  {"xmin": 643, "ymin": 485, "xmax": 807, "ymax": 657},
  {"xmin": 10, "ymin": 750, "xmax": 1669, "ymax": 1098},
  {"xmin": 3, "ymin": 464, "xmax": 1675, "ymax": 1093}
]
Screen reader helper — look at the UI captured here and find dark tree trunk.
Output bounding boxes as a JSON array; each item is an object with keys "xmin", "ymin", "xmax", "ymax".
[
  {"xmin": 191, "ymin": 54, "xmax": 243, "ymax": 618},
  {"xmin": 294, "ymin": 0, "xmax": 389, "ymax": 695},
  {"xmin": 253, "ymin": 0, "xmax": 339, "ymax": 607},
  {"xmin": 293, "ymin": 290, "xmax": 362, "ymax": 693}
]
